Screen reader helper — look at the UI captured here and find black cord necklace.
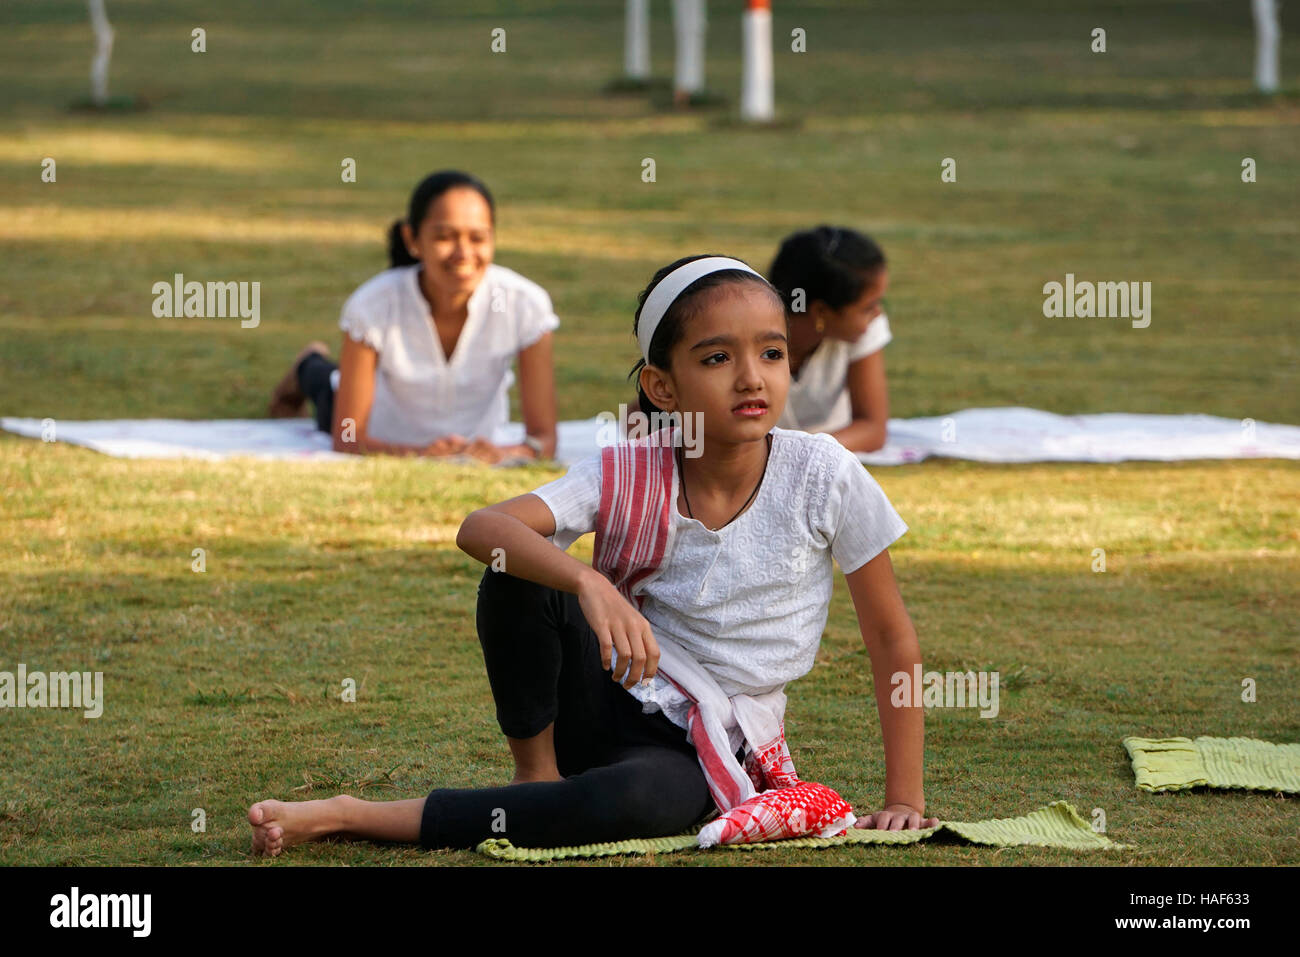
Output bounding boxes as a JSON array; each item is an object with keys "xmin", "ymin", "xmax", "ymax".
[{"xmin": 677, "ymin": 432, "xmax": 772, "ymax": 532}]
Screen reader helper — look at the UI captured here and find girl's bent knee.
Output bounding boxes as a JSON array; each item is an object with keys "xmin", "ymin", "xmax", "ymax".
[
  {"xmin": 477, "ymin": 566, "xmax": 548, "ymax": 605},
  {"xmin": 476, "ymin": 568, "xmax": 557, "ymax": 642}
]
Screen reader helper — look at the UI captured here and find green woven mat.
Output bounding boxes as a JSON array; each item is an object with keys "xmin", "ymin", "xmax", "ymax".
[
  {"xmin": 475, "ymin": 800, "xmax": 1128, "ymax": 861},
  {"xmin": 1123, "ymin": 735, "xmax": 1300, "ymax": 794}
]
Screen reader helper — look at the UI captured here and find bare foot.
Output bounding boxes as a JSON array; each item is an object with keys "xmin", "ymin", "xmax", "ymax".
[
  {"xmin": 268, "ymin": 341, "xmax": 330, "ymax": 418},
  {"xmin": 248, "ymin": 796, "xmax": 348, "ymax": 857}
]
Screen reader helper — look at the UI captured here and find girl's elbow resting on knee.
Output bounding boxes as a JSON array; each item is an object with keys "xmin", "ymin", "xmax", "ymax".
[
  {"xmin": 457, "ymin": 509, "xmax": 502, "ymax": 560},
  {"xmin": 455, "ymin": 512, "xmax": 482, "ymax": 555}
]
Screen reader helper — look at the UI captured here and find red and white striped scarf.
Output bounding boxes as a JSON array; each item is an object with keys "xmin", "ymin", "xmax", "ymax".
[{"xmin": 592, "ymin": 425, "xmax": 856, "ymax": 845}]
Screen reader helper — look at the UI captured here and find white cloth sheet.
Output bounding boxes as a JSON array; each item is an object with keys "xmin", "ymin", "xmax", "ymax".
[{"xmin": 3, "ymin": 407, "xmax": 1296, "ymax": 466}]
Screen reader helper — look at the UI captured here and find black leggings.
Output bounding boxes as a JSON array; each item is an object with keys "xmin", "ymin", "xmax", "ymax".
[
  {"xmin": 297, "ymin": 352, "xmax": 338, "ymax": 434},
  {"xmin": 418, "ymin": 568, "xmax": 719, "ymax": 850}
]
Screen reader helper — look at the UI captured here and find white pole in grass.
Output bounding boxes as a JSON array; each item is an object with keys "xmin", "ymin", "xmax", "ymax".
[
  {"xmin": 740, "ymin": 0, "xmax": 774, "ymax": 121},
  {"xmin": 87, "ymin": 0, "xmax": 114, "ymax": 107},
  {"xmin": 625, "ymin": 0, "xmax": 651, "ymax": 81},
  {"xmin": 1252, "ymin": 0, "xmax": 1280, "ymax": 93},
  {"xmin": 673, "ymin": 0, "xmax": 707, "ymax": 101}
]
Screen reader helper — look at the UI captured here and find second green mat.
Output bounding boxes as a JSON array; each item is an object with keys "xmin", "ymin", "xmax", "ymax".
[{"xmin": 1123, "ymin": 735, "xmax": 1300, "ymax": 794}]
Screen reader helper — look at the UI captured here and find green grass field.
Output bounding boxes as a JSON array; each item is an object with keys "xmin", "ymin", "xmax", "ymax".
[{"xmin": 0, "ymin": 0, "xmax": 1297, "ymax": 866}]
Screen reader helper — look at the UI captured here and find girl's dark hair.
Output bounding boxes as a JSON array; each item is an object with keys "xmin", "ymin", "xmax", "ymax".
[
  {"xmin": 767, "ymin": 225, "xmax": 886, "ymax": 315},
  {"xmin": 626, "ymin": 254, "xmax": 784, "ymax": 421},
  {"xmin": 387, "ymin": 170, "xmax": 496, "ymax": 268}
]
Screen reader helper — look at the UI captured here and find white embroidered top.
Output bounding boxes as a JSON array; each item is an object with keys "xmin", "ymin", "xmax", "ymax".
[
  {"xmin": 776, "ymin": 313, "xmax": 892, "ymax": 434},
  {"xmin": 338, "ymin": 263, "xmax": 559, "ymax": 445},
  {"xmin": 530, "ymin": 427, "xmax": 909, "ymax": 701}
]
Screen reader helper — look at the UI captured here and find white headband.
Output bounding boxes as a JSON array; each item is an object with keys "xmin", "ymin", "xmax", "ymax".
[{"xmin": 637, "ymin": 256, "xmax": 766, "ymax": 363}]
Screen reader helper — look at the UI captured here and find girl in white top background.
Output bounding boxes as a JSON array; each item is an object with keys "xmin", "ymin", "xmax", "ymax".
[
  {"xmin": 767, "ymin": 226, "xmax": 893, "ymax": 454},
  {"xmin": 247, "ymin": 254, "xmax": 936, "ymax": 856},
  {"xmin": 267, "ymin": 170, "xmax": 560, "ymax": 464}
]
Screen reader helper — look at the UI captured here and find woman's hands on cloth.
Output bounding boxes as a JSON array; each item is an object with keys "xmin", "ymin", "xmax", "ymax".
[
  {"xmin": 422, "ymin": 434, "xmax": 469, "ymax": 457},
  {"xmin": 465, "ymin": 437, "xmax": 538, "ymax": 464},
  {"xmin": 420, "ymin": 435, "xmax": 541, "ymax": 464}
]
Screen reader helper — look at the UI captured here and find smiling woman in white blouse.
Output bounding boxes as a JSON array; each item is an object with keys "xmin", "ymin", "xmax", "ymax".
[
  {"xmin": 766, "ymin": 226, "xmax": 892, "ymax": 454},
  {"xmin": 268, "ymin": 170, "xmax": 559, "ymax": 464}
]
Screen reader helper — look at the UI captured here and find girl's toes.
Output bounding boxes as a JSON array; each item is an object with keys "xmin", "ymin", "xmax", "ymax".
[{"xmin": 253, "ymin": 828, "xmax": 273, "ymax": 856}]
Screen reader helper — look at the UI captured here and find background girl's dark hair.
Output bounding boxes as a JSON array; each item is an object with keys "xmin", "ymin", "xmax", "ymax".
[
  {"xmin": 626, "ymin": 254, "xmax": 785, "ymax": 422},
  {"xmin": 387, "ymin": 170, "xmax": 496, "ymax": 268},
  {"xmin": 766, "ymin": 225, "xmax": 886, "ymax": 315}
]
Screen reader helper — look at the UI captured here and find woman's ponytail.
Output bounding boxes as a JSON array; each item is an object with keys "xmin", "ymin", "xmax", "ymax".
[{"xmin": 387, "ymin": 219, "xmax": 417, "ymax": 269}]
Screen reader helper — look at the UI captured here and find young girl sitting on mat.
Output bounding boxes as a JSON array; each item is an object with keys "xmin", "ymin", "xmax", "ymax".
[
  {"xmin": 267, "ymin": 169, "xmax": 560, "ymax": 465},
  {"xmin": 767, "ymin": 225, "xmax": 893, "ymax": 454},
  {"xmin": 248, "ymin": 254, "xmax": 936, "ymax": 856}
]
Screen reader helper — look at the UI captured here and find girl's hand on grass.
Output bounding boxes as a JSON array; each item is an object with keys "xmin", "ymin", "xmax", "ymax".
[
  {"xmin": 576, "ymin": 571, "xmax": 660, "ymax": 689},
  {"xmin": 422, "ymin": 434, "xmax": 469, "ymax": 457},
  {"xmin": 855, "ymin": 804, "xmax": 939, "ymax": 830}
]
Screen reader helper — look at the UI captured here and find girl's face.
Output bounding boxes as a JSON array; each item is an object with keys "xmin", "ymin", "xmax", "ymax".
[
  {"xmin": 819, "ymin": 266, "xmax": 889, "ymax": 342},
  {"xmin": 403, "ymin": 187, "xmax": 495, "ymax": 294},
  {"xmin": 642, "ymin": 282, "xmax": 790, "ymax": 446}
]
